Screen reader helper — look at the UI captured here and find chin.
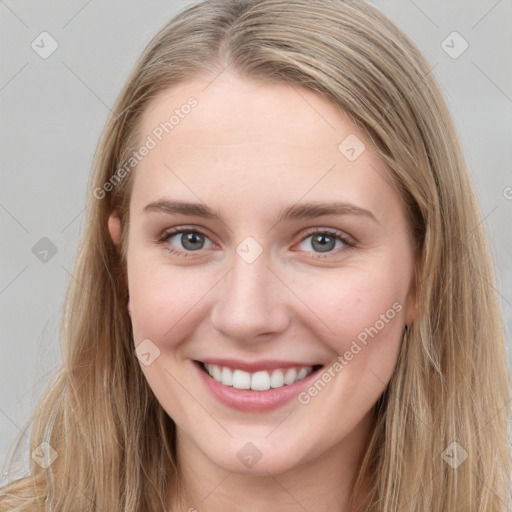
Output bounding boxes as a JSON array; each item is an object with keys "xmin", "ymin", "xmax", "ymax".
[{"xmin": 195, "ymin": 434, "xmax": 312, "ymax": 476}]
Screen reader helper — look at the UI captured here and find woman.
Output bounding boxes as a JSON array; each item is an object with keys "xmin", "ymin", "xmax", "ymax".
[{"xmin": 1, "ymin": 0, "xmax": 510, "ymax": 510}]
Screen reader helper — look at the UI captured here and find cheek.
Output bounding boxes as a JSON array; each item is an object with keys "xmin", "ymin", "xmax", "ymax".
[
  {"xmin": 296, "ymin": 260, "xmax": 409, "ymax": 366},
  {"xmin": 127, "ymin": 255, "xmax": 212, "ymax": 344}
]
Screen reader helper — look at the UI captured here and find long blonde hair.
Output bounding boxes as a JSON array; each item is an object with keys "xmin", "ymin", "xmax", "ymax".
[{"xmin": 1, "ymin": 0, "xmax": 510, "ymax": 510}]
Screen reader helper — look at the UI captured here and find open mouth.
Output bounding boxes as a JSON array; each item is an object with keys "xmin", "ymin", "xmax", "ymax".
[{"xmin": 196, "ymin": 360, "xmax": 324, "ymax": 392}]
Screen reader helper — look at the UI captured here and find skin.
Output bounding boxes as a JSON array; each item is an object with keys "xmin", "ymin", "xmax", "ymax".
[{"xmin": 108, "ymin": 70, "xmax": 418, "ymax": 511}]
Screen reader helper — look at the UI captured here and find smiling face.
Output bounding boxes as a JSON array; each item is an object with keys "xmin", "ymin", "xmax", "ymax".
[{"xmin": 108, "ymin": 70, "xmax": 418, "ymax": 479}]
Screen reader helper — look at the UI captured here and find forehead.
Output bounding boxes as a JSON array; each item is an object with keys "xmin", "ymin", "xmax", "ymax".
[
  {"xmin": 130, "ymin": 71, "xmax": 395, "ymax": 219},
  {"xmin": 139, "ymin": 70, "xmax": 347, "ymax": 147}
]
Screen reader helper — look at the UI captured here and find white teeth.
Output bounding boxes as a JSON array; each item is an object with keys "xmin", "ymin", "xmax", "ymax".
[
  {"xmin": 283, "ymin": 368, "xmax": 298, "ymax": 385},
  {"xmin": 297, "ymin": 368, "xmax": 308, "ymax": 380},
  {"xmin": 251, "ymin": 371, "xmax": 271, "ymax": 391},
  {"xmin": 232, "ymin": 369, "xmax": 251, "ymax": 390},
  {"xmin": 270, "ymin": 369, "xmax": 284, "ymax": 388},
  {"xmin": 202, "ymin": 363, "xmax": 315, "ymax": 391},
  {"xmin": 212, "ymin": 365, "xmax": 222, "ymax": 382},
  {"xmin": 221, "ymin": 366, "xmax": 233, "ymax": 386}
]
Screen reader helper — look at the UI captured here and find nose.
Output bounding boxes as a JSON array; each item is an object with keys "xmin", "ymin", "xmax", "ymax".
[{"xmin": 210, "ymin": 248, "xmax": 290, "ymax": 343}]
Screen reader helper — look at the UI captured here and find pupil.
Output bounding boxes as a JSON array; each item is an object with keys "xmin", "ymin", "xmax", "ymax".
[
  {"xmin": 313, "ymin": 234, "xmax": 334, "ymax": 253},
  {"xmin": 182, "ymin": 232, "xmax": 203, "ymax": 250}
]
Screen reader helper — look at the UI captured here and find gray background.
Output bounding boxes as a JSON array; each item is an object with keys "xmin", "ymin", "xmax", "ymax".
[{"xmin": 1, "ymin": 0, "xmax": 511, "ymax": 482}]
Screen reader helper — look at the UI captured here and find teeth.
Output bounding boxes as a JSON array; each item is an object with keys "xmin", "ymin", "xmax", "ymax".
[
  {"xmin": 212, "ymin": 365, "xmax": 222, "ymax": 382},
  {"xmin": 283, "ymin": 368, "xmax": 297, "ymax": 385},
  {"xmin": 297, "ymin": 368, "xmax": 308, "ymax": 380},
  {"xmin": 232, "ymin": 369, "xmax": 251, "ymax": 390},
  {"xmin": 221, "ymin": 366, "xmax": 233, "ymax": 386},
  {"xmin": 270, "ymin": 369, "xmax": 284, "ymax": 388},
  {"xmin": 251, "ymin": 371, "xmax": 271, "ymax": 391},
  {"xmin": 203, "ymin": 363, "xmax": 315, "ymax": 391}
]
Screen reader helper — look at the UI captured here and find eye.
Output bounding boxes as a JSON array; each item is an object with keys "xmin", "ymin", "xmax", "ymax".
[
  {"xmin": 296, "ymin": 228, "xmax": 355, "ymax": 257},
  {"xmin": 157, "ymin": 227, "xmax": 214, "ymax": 256},
  {"xmin": 156, "ymin": 226, "xmax": 356, "ymax": 259}
]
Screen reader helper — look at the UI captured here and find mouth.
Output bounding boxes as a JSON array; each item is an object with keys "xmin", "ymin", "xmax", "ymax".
[{"xmin": 195, "ymin": 360, "xmax": 324, "ymax": 392}]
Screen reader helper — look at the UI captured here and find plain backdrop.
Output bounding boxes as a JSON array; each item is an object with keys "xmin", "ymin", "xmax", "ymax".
[{"xmin": 1, "ymin": 0, "xmax": 511, "ymax": 482}]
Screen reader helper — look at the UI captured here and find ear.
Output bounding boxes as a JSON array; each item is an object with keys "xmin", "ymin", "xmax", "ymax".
[
  {"xmin": 404, "ymin": 279, "xmax": 419, "ymax": 328},
  {"xmin": 108, "ymin": 210, "xmax": 122, "ymax": 249},
  {"xmin": 108, "ymin": 210, "xmax": 129, "ymax": 301}
]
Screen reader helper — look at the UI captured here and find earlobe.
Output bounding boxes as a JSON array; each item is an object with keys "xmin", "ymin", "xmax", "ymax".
[
  {"xmin": 405, "ymin": 288, "xmax": 419, "ymax": 328},
  {"xmin": 108, "ymin": 210, "xmax": 122, "ymax": 248},
  {"xmin": 108, "ymin": 209, "xmax": 129, "ymax": 295}
]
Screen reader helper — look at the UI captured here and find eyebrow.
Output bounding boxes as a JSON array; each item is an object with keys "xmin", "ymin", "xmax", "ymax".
[{"xmin": 143, "ymin": 199, "xmax": 379, "ymax": 224}]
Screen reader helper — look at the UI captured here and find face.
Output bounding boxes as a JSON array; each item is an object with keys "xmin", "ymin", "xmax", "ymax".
[{"xmin": 109, "ymin": 70, "xmax": 418, "ymax": 477}]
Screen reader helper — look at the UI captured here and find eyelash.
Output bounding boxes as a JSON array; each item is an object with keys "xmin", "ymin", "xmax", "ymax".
[{"xmin": 156, "ymin": 226, "xmax": 357, "ymax": 260}]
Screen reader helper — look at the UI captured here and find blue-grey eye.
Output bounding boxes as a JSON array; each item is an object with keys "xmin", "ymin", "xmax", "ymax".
[
  {"xmin": 166, "ymin": 230, "xmax": 213, "ymax": 251},
  {"xmin": 298, "ymin": 231, "xmax": 346, "ymax": 253}
]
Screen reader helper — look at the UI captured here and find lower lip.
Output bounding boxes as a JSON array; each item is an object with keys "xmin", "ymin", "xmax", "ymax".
[{"xmin": 194, "ymin": 361, "xmax": 323, "ymax": 412}]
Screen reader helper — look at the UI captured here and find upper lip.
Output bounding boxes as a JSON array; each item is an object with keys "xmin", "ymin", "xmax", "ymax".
[{"xmin": 197, "ymin": 358, "xmax": 323, "ymax": 372}]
